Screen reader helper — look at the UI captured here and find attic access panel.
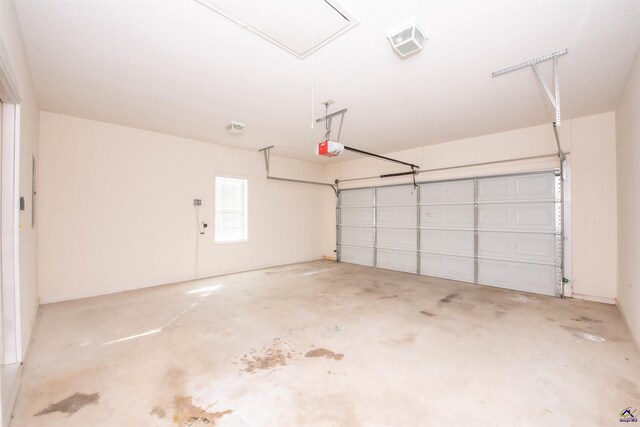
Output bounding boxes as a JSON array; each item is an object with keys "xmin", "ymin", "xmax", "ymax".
[{"xmin": 195, "ymin": 0, "xmax": 358, "ymax": 58}]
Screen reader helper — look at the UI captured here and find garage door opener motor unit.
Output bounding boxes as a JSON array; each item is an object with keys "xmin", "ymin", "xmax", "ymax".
[{"xmin": 315, "ymin": 102, "xmax": 420, "ymax": 184}]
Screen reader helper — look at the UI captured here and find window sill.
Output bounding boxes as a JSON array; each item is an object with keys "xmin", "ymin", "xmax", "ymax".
[{"xmin": 214, "ymin": 239, "xmax": 248, "ymax": 245}]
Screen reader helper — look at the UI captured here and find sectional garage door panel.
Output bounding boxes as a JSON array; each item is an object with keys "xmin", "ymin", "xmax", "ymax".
[
  {"xmin": 374, "ymin": 185, "xmax": 418, "ymax": 273},
  {"xmin": 421, "ymin": 254, "xmax": 475, "ymax": 282},
  {"xmin": 377, "ymin": 185, "xmax": 417, "ymax": 205},
  {"xmin": 476, "ymin": 171, "xmax": 560, "ymax": 296},
  {"xmin": 340, "ymin": 227, "xmax": 375, "ymax": 247},
  {"xmin": 419, "ymin": 179, "xmax": 475, "ymax": 282},
  {"xmin": 377, "ymin": 248, "xmax": 418, "ymax": 273},
  {"xmin": 478, "ymin": 231, "xmax": 557, "ymax": 264},
  {"xmin": 339, "ymin": 188, "xmax": 374, "ymax": 206},
  {"xmin": 377, "ymin": 227, "xmax": 417, "ymax": 251},
  {"xmin": 478, "ymin": 203, "xmax": 557, "ymax": 232},
  {"xmin": 421, "ymin": 180, "xmax": 475, "ymax": 203},
  {"xmin": 420, "ymin": 229, "xmax": 474, "ymax": 256},
  {"xmin": 377, "ymin": 206, "xmax": 417, "ymax": 227},
  {"xmin": 340, "ymin": 245, "xmax": 375, "ymax": 267},
  {"xmin": 420, "ymin": 204, "xmax": 474, "ymax": 229},
  {"xmin": 477, "ymin": 259, "xmax": 559, "ymax": 296},
  {"xmin": 478, "ymin": 173, "xmax": 556, "ymax": 202},
  {"xmin": 338, "ymin": 188, "xmax": 376, "ymax": 267},
  {"xmin": 337, "ymin": 171, "xmax": 562, "ymax": 297},
  {"xmin": 340, "ymin": 207, "xmax": 375, "ymax": 226}
]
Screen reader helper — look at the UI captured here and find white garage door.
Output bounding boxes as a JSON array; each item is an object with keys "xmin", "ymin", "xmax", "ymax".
[
  {"xmin": 337, "ymin": 188, "xmax": 376, "ymax": 267},
  {"xmin": 337, "ymin": 171, "xmax": 562, "ymax": 296},
  {"xmin": 420, "ymin": 179, "xmax": 476, "ymax": 282}
]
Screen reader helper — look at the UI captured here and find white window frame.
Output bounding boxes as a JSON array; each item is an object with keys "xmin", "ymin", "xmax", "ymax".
[{"xmin": 214, "ymin": 175, "xmax": 248, "ymax": 244}]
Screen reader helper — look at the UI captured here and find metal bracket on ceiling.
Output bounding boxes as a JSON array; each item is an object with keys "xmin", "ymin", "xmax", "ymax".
[
  {"xmin": 259, "ymin": 145, "xmax": 338, "ymax": 196},
  {"xmin": 492, "ymin": 49, "xmax": 568, "ymax": 127},
  {"xmin": 315, "ymin": 101, "xmax": 347, "ymax": 142},
  {"xmin": 493, "ymin": 49, "xmax": 569, "ymax": 163}
]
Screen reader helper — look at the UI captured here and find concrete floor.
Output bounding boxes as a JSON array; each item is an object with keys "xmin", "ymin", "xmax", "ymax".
[{"xmin": 10, "ymin": 260, "xmax": 640, "ymax": 426}]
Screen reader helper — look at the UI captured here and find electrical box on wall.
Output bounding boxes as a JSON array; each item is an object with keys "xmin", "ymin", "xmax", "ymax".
[{"xmin": 193, "ymin": 199, "xmax": 202, "ymax": 206}]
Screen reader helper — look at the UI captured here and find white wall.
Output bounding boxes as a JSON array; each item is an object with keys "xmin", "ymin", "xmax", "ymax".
[
  {"xmin": 616, "ymin": 46, "xmax": 640, "ymax": 344},
  {"xmin": 38, "ymin": 112, "xmax": 326, "ymax": 303},
  {"xmin": 0, "ymin": 0, "xmax": 40, "ymax": 358},
  {"xmin": 323, "ymin": 112, "xmax": 618, "ymax": 302}
]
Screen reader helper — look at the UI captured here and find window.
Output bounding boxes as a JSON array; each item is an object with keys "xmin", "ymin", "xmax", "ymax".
[{"xmin": 215, "ymin": 176, "xmax": 248, "ymax": 243}]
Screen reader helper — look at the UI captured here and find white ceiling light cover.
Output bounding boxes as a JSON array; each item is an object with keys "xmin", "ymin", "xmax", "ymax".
[
  {"xmin": 195, "ymin": 0, "xmax": 359, "ymax": 58},
  {"xmin": 388, "ymin": 24, "xmax": 427, "ymax": 58},
  {"xmin": 226, "ymin": 120, "xmax": 246, "ymax": 134}
]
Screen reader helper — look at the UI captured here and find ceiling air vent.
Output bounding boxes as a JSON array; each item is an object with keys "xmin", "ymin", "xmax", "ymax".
[
  {"xmin": 226, "ymin": 120, "xmax": 246, "ymax": 134},
  {"xmin": 388, "ymin": 24, "xmax": 427, "ymax": 58}
]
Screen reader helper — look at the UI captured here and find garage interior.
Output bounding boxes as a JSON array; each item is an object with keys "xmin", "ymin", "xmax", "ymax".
[{"xmin": 0, "ymin": 0, "xmax": 640, "ymax": 426}]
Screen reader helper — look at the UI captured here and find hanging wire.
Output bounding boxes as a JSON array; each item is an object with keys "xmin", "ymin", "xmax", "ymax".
[
  {"xmin": 245, "ymin": 31, "xmax": 253, "ymax": 123},
  {"xmin": 310, "ymin": 30, "xmax": 315, "ymax": 129},
  {"xmin": 324, "ymin": 102, "xmax": 330, "ymax": 140}
]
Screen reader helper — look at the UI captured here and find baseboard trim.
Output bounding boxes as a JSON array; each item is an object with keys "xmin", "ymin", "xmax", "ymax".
[
  {"xmin": 39, "ymin": 256, "xmax": 326, "ymax": 304},
  {"xmin": 616, "ymin": 298, "xmax": 640, "ymax": 351},
  {"xmin": 21, "ymin": 300, "xmax": 39, "ymax": 359},
  {"xmin": 571, "ymin": 293, "xmax": 616, "ymax": 305}
]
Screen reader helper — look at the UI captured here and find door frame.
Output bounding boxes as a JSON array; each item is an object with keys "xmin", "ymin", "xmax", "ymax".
[
  {"xmin": 1, "ymin": 102, "xmax": 21, "ymax": 362},
  {"xmin": 337, "ymin": 167, "xmax": 571, "ymax": 298},
  {"xmin": 0, "ymin": 33, "xmax": 23, "ymax": 427}
]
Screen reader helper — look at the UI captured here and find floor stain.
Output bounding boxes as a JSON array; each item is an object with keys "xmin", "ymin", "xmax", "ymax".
[
  {"xmin": 509, "ymin": 294, "xmax": 535, "ymax": 304},
  {"xmin": 34, "ymin": 392, "xmax": 99, "ymax": 416},
  {"xmin": 151, "ymin": 406, "xmax": 166, "ymax": 418},
  {"xmin": 420, "ymin": 310, "xmax": 435, "ymax": 317},
  {"xmin": 572, "ymin": 316, "xmax": 602, "ymax": 323},
  {"xmin": 305, "ymin": 348, "xmax": 344, "ymax": 361},
  {"xmin": 172, "ymin": 395, "xmax": 232, "ymax": 427},
  {"xmin": 379, "ymin": 294, "xmax": 398, "ymax": 299},
  {"xmin": 440, "ymin": 293, "xmax": 459, "ymax": 303},
  {"xmin": 561, "ymin": 326, "xmax": 606, "ymax": 342},
  {"xmin": 495, "ymin": 310, "xmax": 507, "ymax": 317},
  {"xmin": 239, "ymin": 338, "xmax": 291, "ymax": 373},
  {"xmin": 394, "ymin": 333, "xmax": 417, "ymax": 345}
]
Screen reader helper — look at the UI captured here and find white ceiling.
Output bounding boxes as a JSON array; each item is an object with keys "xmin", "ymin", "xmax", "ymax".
[{"xmin": 15, "ymin": 0, "xmax": 640, "ymax": 163}]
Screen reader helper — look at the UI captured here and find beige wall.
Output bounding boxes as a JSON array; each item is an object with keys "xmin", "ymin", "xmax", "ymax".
[
  {"xmin": 323, "ymin": 112, "xmax": 618, "ymax": 302},
  {"xmin": 39, "ymin": 112, "xmax": 619, "ymax": 305},
  {"xmin": 38, "ymin": 112, "xmax": 326, "ymax": 303},
  {"xmin": 0, "ymin": 0, "xmax": 40, "ymax": 358},
  {"xmin": 616, "ymin": 46, "xmax": 640, "ymax": 344},
  {"xmin": 570, "ymin": 113, "xmax": 617, "ymax": 302}
]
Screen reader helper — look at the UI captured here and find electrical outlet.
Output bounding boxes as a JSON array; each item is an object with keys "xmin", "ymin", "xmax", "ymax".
[{"xmin": 193, "ymin": 199, "xmax": 202, "ymax": 206}]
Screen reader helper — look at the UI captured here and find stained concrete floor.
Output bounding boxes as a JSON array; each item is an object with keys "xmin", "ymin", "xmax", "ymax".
[{"xmin": 10, "ymin": 260, "xmax": 640, "ymax": 426}]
